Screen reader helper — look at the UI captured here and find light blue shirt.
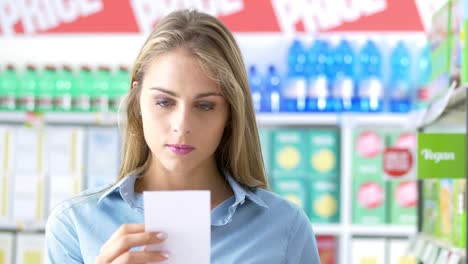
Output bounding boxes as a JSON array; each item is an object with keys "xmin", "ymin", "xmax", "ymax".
[{"xmin": 45, "ymin": 171, "xmax": 321, "ymax": 263}]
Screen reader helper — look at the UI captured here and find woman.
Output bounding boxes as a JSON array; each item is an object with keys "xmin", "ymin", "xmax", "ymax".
[{"xmin": 45, "ymin": 9, "xmax": 320, "ymax": 264}]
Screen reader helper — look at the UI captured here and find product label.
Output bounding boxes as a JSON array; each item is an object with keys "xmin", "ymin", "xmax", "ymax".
[
  {"xmin": 73, "ymin": 96, "xmax": 90, "ymax": 111},
  {"xmin": 357, "ymin": 131, "xmax": 383, "ymax": 158},
  {"xmin": 418, "ymin": 133, "xmax": 466, "ymax": 179},
  {"xmin": 18, "ymin": 96, "xmax": 35, "ymax": 111},
  {"xmin": 1, "ymin": 96, "xmax": 15, "ymax": 110},
  {"xmin": 53, "ymin": 95, "xmax": 72, "ymax": 110},
  {"xmin": 358, "ymin": 182, "xmax": 384, "ymax": 209},
  {"xmin": 36, "ymin": 96, "xmax": 53, "ymax": 109},
  {"xmin": 395, "ymin": 181, "xmax": 418, "ymax": 208},
  {"xmin": 384, "ymin": 148, "xmax": 413, "ymax": 178}
]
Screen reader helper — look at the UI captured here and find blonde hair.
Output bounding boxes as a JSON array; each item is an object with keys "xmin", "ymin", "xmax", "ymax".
[{"xmin": 118, "ymin": 9, "xmax": 268, "ymax": 188}]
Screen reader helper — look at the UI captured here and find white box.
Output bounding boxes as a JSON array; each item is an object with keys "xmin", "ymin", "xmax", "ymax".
[
  {"xmin": 352, "ymin": 238, "xmax": 386, "ymax": 264},
  {"xmin": 0, "ymin": 232, "xmax": 13, "ymax": 264},
  {"xmin": 12, "ymin": 127, "xmax": 45, "ymax": 225},
  {"xmin": 86, "ymin": 128, "xmax": 120, "ymax": 189},
  {"xmin": 46, "ymin": 127, "xmax": 84, "ymax": 214},
  {"xmin": 388, "ymin": 238, "xmax": 411, "ymax": 264},
  {"xmin": 15, "ymin": 233, "xmax": 45, "ymax": 264},
  {"xmin": 0, "ymin": 126, "xmax": 15, "ymax": 223}
]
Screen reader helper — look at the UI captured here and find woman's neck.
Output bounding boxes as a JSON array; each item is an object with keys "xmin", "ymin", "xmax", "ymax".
[{"xmin": 134, "ymin": 158, "xmax": 234, "ymax": 208}]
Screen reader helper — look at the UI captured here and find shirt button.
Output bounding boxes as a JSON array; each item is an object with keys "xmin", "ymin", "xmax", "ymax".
[{"xmin": 123, "ymin": 192, "xmax": 128, "ymax": 196}]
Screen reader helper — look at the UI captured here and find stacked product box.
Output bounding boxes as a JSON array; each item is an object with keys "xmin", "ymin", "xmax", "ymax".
[
  {"xmin": 316, "ymin": 235, "xmax": 337, "ymax": 264},
  {"xmin": 268, "ymin": 128, "xmax": 340, "ymax": 223},
  {"xmin": 386, "ymin": 131, "xmax": 417, "ymax": 225},
  {"xmin": 271, "ymin": 129, "xmax": 308, "ymax": 210},
  {"xmin": 0, "ymin": 232, "xmax": 13, "ymax": 264},
  {"xmin": 352, "ymin": 129, "xmax": 387, "ymax": 224},
  {"xmin": 307, "ymin": 129, "xmax": 340, "ymax": 223},
  {"xmin": 353, "ymin": 129, "xmax": 418, "ymax": 225}
]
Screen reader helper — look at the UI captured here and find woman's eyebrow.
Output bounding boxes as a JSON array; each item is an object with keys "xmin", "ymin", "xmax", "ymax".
[
  {"xmin": 149, "ymin": 87, "xmax": 222, "ymax": 99},
  {"xmin": 195, "ymin": 92, "xmax": 223, "ymax": 99}
]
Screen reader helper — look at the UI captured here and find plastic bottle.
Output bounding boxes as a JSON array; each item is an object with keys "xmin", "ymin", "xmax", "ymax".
[
  {"xmin": 110, "ymin": 65, "xmax": 130, "ymax": 112},
  {"xmin": 357, "ymin": 40, "xmax": 384, "ymax": 112},
  {"xmin": 306, "ymin": 39, "xmax": 331, "ymax": 112},
  {"xmin": 264, "ymin": 65, "xmax": 281, "ymax": 113},
  {"xmin": 0, "ymin": 64, "xmax": 18, "ymax": 111},
  {"xmin": 17, "ymin": 64, "xmax": 38, "ymax": 112},
  {"xmin": 414, "ymin": 44, "xmax": 432, "ymax": 110},
  {"xmin": 36, "ymin": 65, "xmax": 55, "ymax": 112},
  {"xmin": 54, "ymin": 65, "xmax": 74, "ymax": 112},
  {"xmin": 331, "ymin": 39, "xmax": 356, "ymax": 112},
  {"xmin": 248, "ymin": 65, "xmax": 262, "ymax": 113},
  {"xmin": 73, "ymin": 66, "xmax": 92, "ymax": 112},
  {"xmin": 90, "ymin": 66, "xmax": 111, "ymax": 112},
  {"xmin": 282, "ymin": 39, "xmax": 307, "ymax": 112},
  {"xmin": 389, "ymin": 41, "xmax": 412, "ymax": 113}
]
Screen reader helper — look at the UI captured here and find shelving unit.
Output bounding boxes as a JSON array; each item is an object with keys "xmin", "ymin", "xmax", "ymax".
[
  {"xmin": 414, "ymin": 84, "xmax": 468, "ymax": 264},
  {"xmin": 0, "ymin": 111, "xmax": 417, "ymax": 264},
  {"xmin": 349, "ymin": 225, "xmax": 416, "ymax": 237},
  {"xmin": 0, "ymin": 111, "xmax": 120, "ymax": 126},
  {"xmin": 259, "ymin": 113, "xmax": 415, "ymax": 263},
  {"xmin": 0, "ymin": 223, "xmax": 45, "ymax": 233}
]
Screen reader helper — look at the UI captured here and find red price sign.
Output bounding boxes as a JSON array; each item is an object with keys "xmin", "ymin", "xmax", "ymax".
[{"xmin": 383, "ymin": 147, "xmax": 413, "ymax": 179}]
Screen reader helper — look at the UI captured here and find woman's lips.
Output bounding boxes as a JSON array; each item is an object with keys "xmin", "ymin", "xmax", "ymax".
[{"xmin": 166, "ymin": 144, "xmax": 195, "ymax": 155}]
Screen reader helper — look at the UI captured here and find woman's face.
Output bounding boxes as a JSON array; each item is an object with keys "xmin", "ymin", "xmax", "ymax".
[{"xmin": 138, "ymin": 49, "xmax": 229, "ymax": 174}]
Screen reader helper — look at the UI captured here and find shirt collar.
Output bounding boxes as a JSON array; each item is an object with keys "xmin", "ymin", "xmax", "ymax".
[
  {"xmin": 97, "ymin": 173, "xmax": 141, "ymax": 205},
  {"xmin": 224, "ymin": 171, "xmax": 268, "ymax": 209},
  {"xmin": 211, "ymin": 169, "xmax": 268, "ymax": 226},
  {"xmin": 96, "ymin": 169, "xmax": 268, "ymax": 210}
]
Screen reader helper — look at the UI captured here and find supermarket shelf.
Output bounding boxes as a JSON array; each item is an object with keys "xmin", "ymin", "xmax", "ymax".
[
  {"xmin": 421, "ymin": 83, "xmax": 466, "ymax": 132},
  {"xmin": 350, "ymin": 225, "xmax": 416, "ymax": 236},
  {"xmin": 0, "ymin": 111, "xmax": 121, "ymax": 125},
  {"xmin": 0, "ymin": 111, "xmax": 27, "ymax": 122},
  {"xmin": 0, "ymin": 111, "xmax": 413, "ymax": 127},
  {"xmin": 256, "ymin": 113, "xmax": 338, "ymax": 126},
  {"xmin": 413, "ymin": 234, "xmax": 466, "ymax": 263},
  {"xmin": 0, "ymin": 222, "xmax": 45, "ymax": 232},
  {"xmin": 256, "ymin": 113, "xmax": 410, "ymax": 127},
  {"xmin": 311, "ymin": 224, "xmax": 342, "ymax": 235},
  {"xmin": 419, "ymin": 234, "xmax": 466, "ymax": 257},
  {"xmin": 348, "ymin": 113, "xmax": 410, "ymax": 126},
  {"xmin": 45, "ymin": 112, "xmax": 121, "ymax": 125}
]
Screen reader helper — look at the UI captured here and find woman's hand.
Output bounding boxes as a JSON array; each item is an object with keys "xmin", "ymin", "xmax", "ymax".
[{"xmin": 96, "ymin": 224, "xmax": 169, "ymax": 264}]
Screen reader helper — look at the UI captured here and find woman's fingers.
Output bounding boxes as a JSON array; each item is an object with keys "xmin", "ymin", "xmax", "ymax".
[
  {"xmin": 113, "ymin": 250, "xmax": 170, "ymax": 264},
  {"xmin": 100, "ymin": 231, "xmax": 167, "ymax": 262},
  {"xmin": 100, "ymin": 224, "xmax": 146, "ymax": 253},
  {"xmin": 109, "ymin": 224, "xmax": 146, "ymax": 243}
]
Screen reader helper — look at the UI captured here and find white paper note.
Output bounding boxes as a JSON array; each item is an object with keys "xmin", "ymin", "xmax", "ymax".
[{"xmin": 144, "ymin": 191, "xmax": 210, "ymax": 264}]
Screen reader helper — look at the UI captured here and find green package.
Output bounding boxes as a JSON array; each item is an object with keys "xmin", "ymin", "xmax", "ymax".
[
  {"xmin": 353, "ymin": 130, "xmax": 385, "ymax": 181},
  {"xmin": 306, "ymin": 129, "xmax": 339, "ymax": 179},
  {"xmin": 309, "ymin": 178, "xmax": 340, "ymax": 223},
  {"xmin": 353, "ymin": 177, "xmax": 387, "ymax": 224},
  {"xmin": 272, "ymin": 177, "xmax": 308, "ymax": 212},
  {"xmin": 258, "ymin": 128, "xmax": 272, "ymax": 177},
  {"xmin": 272, "ymin": 129, "xmax": 307, "ymax": 175},
  {"xmin": 439, "ymin": 179, "xmax": 453, "ymax": 241},
  {"xmin": 452, "ymin": 179, "xmax": 466, "ymax": 248},
  {"xmin": 388, "ymin": 180, "xmax": 417, "ymax": 225},
  {"xmin": 422, "ymin": 180, "xmax": 440, "ymax": 237}
]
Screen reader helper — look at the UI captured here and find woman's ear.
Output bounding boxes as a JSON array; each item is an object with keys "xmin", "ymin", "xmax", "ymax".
[{"xmin": 132, "ymin": 81, "xmax": 138, "ymax": 90}]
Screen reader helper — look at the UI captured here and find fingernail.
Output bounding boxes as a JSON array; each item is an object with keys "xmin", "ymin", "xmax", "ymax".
[
  {"xmin": 161, "ymin": 251, "xmax": 170, "ymax": 259},
  {"xmin": 156, "ymin": 232, "xmax": 168, "ymax": 240}
]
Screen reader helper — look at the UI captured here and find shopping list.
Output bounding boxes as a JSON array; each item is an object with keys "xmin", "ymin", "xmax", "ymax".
[{"xmin": 143, "ymin": 191, "xmax": 210, "ymax": 264}]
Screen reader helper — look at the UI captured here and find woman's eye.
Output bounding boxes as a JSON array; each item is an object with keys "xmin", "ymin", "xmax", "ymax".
[
  {"xmin": 156, "ymin": 99, "xmax": 173, "ymax": 108},
  {"xmin": 197, "ymin": 102, "xmax": 214, "ymax": 111}
]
